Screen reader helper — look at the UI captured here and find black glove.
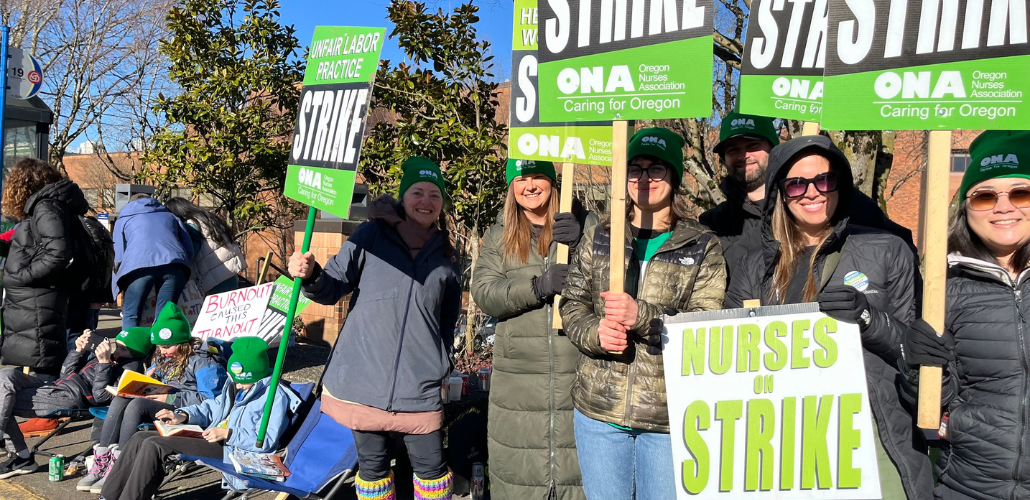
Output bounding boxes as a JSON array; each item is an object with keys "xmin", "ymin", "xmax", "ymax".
[
  {"xmin": 817, "ymin": 286, "xmax": 872, "ymax": 330},
  {"xmin": 532, "ymin": 264, "xmax": 569, "ymax": 301},
  {"xmin": 645, "ymin": 318, "xmax": 664, "ymax": 355},
  {"xmin": 552, "ymin": 212, "xmax": 583, "ymax": 248},
  {"xmin": 903, "ymin": 319, "xmax": 955, "ymax": 366}
]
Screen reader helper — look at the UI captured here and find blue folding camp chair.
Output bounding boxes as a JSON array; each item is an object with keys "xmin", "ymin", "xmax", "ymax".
[{"xmin": 179, "ymin": 397, "xmax": 357, "ymax": 500}]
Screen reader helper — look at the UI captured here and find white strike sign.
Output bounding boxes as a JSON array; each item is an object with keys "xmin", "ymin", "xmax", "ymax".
[{"xmin": 192, "ymin": 283, "xmax": 275, "ymax": 342}]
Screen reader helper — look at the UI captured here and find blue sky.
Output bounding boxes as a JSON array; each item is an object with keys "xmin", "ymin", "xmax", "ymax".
[{"xmin": 279, "ymin": 0, "xmax": 516, "ymax": 81}]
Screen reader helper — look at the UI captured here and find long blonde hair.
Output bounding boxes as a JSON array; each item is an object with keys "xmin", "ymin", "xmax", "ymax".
[
  {"xmin": 769, "ymin": 190, "xmax": 832, "ymax": 304},
  {"xmin": 501, "ymin": 183, "xmax": 559, "ymax": 264},
  {"xmin": 153, "ymin": 339, "xmax": 201, "ymax": 382}
]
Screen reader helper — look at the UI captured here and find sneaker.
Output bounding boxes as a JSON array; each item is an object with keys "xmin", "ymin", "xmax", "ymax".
[
  {"xmin": 18, "ymin": 418, "xmax": 62, "ymax": 438},
  {"xmin": 77, "ymin": 447, "xmax": 111, "ymax": 491},
  {"xmin": 0, "ymin": 453, "xmax": 38, "ymax": 479},
  {"xmin": 89, "ymin": 448, "xmax": 117, "ymax": 494},
  {"xmin": 89, "ymin": 474, "xmax": 107, "ymax": 493}
]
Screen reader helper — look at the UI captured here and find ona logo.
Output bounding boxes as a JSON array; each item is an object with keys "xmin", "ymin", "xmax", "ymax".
[
  {"xmin": 158, "ymin": 328, "xmax": 173, "ymax": 340},
  {"xmin": 515, "ymin": 159, "xmax": 536, "ymax": 170},
  {"xmin": 419, "ymin": 169, "xmax": 439, "ymax": 179},
  {"xmin": 731, "ymin": 118, "xmax": 756, "ymax": 128},
  {"xmin": 641, "ymin": 136, "xmax": 667, "ymax": 148},
  {"xmin": 981, "ymin": 154, "xmax": 1020, "ymax": 168},
  {"xmin": 298, "ymin": 167, "xmax": 322, "ymax": 190},
  {"xmin": 117, "ymin": 331, "xmax": 128, "ymax": 340},
  {"xmin": 230, "ymin": 362, "xmax": 244, "ymax": 375}
]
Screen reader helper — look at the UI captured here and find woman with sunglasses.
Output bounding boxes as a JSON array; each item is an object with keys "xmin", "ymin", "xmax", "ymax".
[
  {"xmin": 561, "ymin": 127, "xmax": 726, "ymax": 499},
  {"xmin": 725, "ymin": 135, "xmax": 933, "ymax": 500},
  {"xmin": 902, "ymin": 131, "xmax": 1030, "ymax": 500}
]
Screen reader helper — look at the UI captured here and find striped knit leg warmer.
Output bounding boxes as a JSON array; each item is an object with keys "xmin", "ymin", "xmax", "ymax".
[
  {"xmin": 355, "ymin": 471, "xmax": 396, "ymax": 500},
  {"xmin": 413, "ymin": 470, "xmax": 453, "ymax": 500}
]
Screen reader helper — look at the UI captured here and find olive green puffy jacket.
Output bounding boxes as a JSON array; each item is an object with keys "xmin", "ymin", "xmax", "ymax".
[
  {"xmin": 560, "ymin": 218, "xmax": 726, "ymax": 432},
  {"xmin": 472, "ymin": 210, "xmax": 596, "ymax": 500}
]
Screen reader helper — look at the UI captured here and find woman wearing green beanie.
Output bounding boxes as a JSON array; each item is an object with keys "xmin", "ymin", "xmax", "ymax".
[
  {"xmin": 100, "ymin": 337, "xmax": 299, "ymax": 500},
  {"xmin": 902, "ymin": 130, "xmax": 1030, "ymax": 500},
  {"xmin": 290, "ymin": 156, "xmax": 461, "ymax": 500},
  {"xmin": 471, "ymin": 158, "xmax": 597, "ymax": 499},
  {"xmin": 560, "ymin": 127, "xmax": 727, "ymax": 498}
]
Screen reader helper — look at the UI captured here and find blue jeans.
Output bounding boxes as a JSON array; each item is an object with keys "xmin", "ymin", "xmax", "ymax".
[
  {"xmin": 573, "ymin": 408, "xmax": 676, "ymax": 500},
  {"xmin": 121, "ymin": 264, "xmax": 189, "ymax": 329}
]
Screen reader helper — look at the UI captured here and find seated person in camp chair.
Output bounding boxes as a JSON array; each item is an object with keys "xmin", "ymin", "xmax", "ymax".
[
  {"xmin": 0, "ymin": 327, "xmax": 153, "ymax": 479},
  {"xmin": 99, "ymin": 337, "xmax": 295, "ymax": 500}
]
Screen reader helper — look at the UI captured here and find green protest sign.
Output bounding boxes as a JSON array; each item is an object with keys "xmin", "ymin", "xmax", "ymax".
[
  {"xmin": 821, "ymin": 0, "xmax": 1030, "ymax": 130},
  {"xmin": 511, "ymin": 0, "xmax": 612, "ymax": 165},
  {"xmin": 663, "ymin": 304, "xmax": 880, "ymax": 499},
  {"xmin": 284, "ymin": 26, "xmax": 386, "ymax": 217},
  {"xmin": 269, "ymin": 276, "xmax": 313, "ymax": 314},
  {"xmin": 535, "ymin": 0, "xmax": 714, "ymax": 122},
  {"xmin": 738, "ymin": 0, "xmax": 826, "ymax": 120}
]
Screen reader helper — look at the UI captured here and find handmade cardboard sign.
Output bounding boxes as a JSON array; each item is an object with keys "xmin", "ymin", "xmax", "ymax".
[
  {"xmin": 739, "ymin": 0, "xmax": 827, "ymax": 120},
  {"xmin": 284, "ymin": 26, "xmax": 386, "ymax": 217},
  {"xmin": 821, "ymin": 0, "xmax": 1030, "ymax": 130},
  {"xmin": 536, "ymin": 0, "xmax": 715, "ymax": 121},
  {"xmin": 511, "ymin": 0, "xmax": 613, "ymax": 165},
  {"xmin": 192, "ymin": 283, "xmax": 275, "ymax": 342},
  {"xmin": 662, "ymin": 303, "xmax": 881, "ymax": 499}
]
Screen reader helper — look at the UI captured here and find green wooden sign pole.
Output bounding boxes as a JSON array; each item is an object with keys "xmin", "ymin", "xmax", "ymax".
[{"xmin": 256, "ymin": 205, "xmax": 317, "ymax": 448}]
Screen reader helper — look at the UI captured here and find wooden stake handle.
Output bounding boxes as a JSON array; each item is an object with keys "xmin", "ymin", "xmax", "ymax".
[
  {"xmin": 608, "ymin": 121, "xmax": 630, "ymax": 354},
  {"xmin": 916, "ymin": 130, "xmax": 952, "ymax": 429},
  {"xmin": 801, "ymin": 121, "xmax": 820, "ymax": 136},
  {"xmin": 553, "ymin": 162, "xmax": 575, "ymax": 330}
]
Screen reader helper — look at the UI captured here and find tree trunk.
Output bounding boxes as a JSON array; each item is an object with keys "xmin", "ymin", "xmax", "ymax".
[{"xmin": 464, "ymin": 222, "xmax": 480, "ymax": 357}]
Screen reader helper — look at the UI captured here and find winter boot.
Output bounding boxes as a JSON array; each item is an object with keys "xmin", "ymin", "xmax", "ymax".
[
  {"xmin": 413, "ymin": 470, "xmax": 453, "ymax": 500},
  {"xmin": 355, "ymin": 471, "xmax": 396, "ymax": 500},
  {"xmin": 77, "ymin": 445, "xmax": 112, "ymax": 491},
  {"xmin": 89, "ymin": 446, "xmax": 119, "ymax": 493}
]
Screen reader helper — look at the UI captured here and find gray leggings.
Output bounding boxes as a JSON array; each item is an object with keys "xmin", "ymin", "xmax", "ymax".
[{"xmin": 99, "ymin": 396, "xmax": 174, "ymax": 448}]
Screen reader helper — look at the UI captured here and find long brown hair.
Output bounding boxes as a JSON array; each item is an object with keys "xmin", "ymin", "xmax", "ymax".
[
  {"xmin": 2, "ymin": 158, "xmax": 62, "ymax": 219},
  {"xmin": 501, "ymin": 183, "xmax": 559, "ymax": 264},
  {"xmin": 769, "ymin": 190, "xmax": 832, "ymax": 303},
  {"xmin": 153, "ymin": 339, "xmax": 201, "ymax": 382}
]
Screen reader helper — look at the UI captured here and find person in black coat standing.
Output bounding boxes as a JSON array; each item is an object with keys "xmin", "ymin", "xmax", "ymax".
[
  {"xmin": 1, "ymin": 158, "xmax": 89, "ymax": 378},
  {"xmin": 905, "ymin": 131, "xmax": 1030, "ymax": 500}
]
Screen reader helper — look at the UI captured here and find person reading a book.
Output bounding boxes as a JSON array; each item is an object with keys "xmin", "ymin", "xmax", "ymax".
[
  {"xmin": 78, "ymin": 303, "xmax": 227, "ymax": 493},
  {"xmin": 0, "ymin": 327, "xmax": 153, "ymax": 479},
  {"xmin": 98, "ymin": 337, "xmax": 295, "ymax": 500}
]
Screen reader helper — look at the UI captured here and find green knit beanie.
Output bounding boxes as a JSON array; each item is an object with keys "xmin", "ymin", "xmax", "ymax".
[
  {"xmin": 714, "ymin": 111, "xmax": 780, "ymax": 155},
  {"xmin": 506, "ymin": 159, "xmax": 556, "ymax": 184},
  {"xmin": 150, "ymin": 303, "xmax": 193, "ymax": 346},
  {"xmin": 959, "ymin": 131, "xmax": 1030, "ymax": 200},
  {"xmin": 397, "ymin": 157, "xmax": 445, "ymax": 198},
  {"xmin": 227, "ymin": 337, "xmax": 271, "ymax": 384},
  {"xmin": 115, "ymin": 327, "xmax": 154, "ymax": 359},
  {"xmin": 627, "ymin": 127, "xmax": 685, "ymax": 179}
]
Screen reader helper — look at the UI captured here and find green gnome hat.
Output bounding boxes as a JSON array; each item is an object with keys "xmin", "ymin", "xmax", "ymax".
[
  {"xmin": 398, "ymin": 157, "xmax": 445, "ymax": 197},
  {"xmin": 150, "ymin": 302, "xmax": 193, "ymax": 346},
  {"xmin": 115, "ymin": 327, "xmax": 154, "ymax": 359},
  {"xmin": 959, "ymin": 130, "xmax": 1030, "ymax": 201},
  {"xmin": 505, "ymin": 158, "xmax": 557, "ymax": 184},
  {"xmin": 227, "ymin": 337, "xmax": 271, "ymax": 384}
]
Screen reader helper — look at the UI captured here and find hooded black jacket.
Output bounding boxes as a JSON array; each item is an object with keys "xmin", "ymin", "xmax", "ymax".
[
  {"xmin": 2, "ymin": 179, "xmax": 89, "ymax": 369},
  {"xmin": 724, "ymin": 136, "xmax": 933, "ymax": 500},
  {"xmin": 700, "ymin": 157, "xmax": 914, "ymax": 279}
]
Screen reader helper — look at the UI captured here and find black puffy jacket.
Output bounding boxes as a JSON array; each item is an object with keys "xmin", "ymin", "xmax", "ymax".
[
  {"xmin": 700, "ymin": 165, "xmax": 915, "ymax": 279},
  {"xmin": 39, "ymin": 349, "xmax": 144, "ymax": 410},
  {"xmin": 724, "ymin": 136, "xmax": 933, "ymax": 500},
  {"xmin": 2, "ymin": 179, "xmax": 88, "ymax": 369},
  {"xmin": 929, "ymin": 255, "xmax": 1030, "ymax": 500}
]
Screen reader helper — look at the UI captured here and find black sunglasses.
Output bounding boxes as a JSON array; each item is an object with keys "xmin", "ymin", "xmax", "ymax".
[{"xmin": 780, "ymin": 172, "xmax": 839, "ymax": 199}]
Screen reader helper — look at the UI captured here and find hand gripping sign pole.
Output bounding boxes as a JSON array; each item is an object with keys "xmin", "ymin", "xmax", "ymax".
[
  {"xmin": 916, "ymin": 130, "xmax": 952, "ymax": 429},
  {"xmin": 552, "ymin": 161, "xmax": 575, "ymax": 329},
  {"xmin": 256, "ymin": 26, "xmax": 385, "ymax": 447},
  {"xmin": 607, "ymin": 121, "xmax": 631, "ymax": 354}
]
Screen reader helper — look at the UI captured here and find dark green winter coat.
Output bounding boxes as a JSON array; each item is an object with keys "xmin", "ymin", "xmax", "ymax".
[{"xmin": 471, "ymin": 209, "xmax": 597, "ymax": 500}]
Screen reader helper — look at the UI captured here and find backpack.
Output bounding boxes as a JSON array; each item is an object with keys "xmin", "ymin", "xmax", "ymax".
[{"xmin": 67, "ymin": 215, "xmax": 115, "ymax": 302}]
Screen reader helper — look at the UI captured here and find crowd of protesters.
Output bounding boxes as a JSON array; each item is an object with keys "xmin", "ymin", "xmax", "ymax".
[{"xmin": 0, "ymin": 120, "xmax": 1024, "ymax": 500}]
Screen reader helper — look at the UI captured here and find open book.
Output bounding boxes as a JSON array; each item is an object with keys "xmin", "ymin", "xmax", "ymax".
[
  {"xmin": 105, "ymin": 370, "xmax": 174, "ymax": 398},
  {"xmin": 153, "ymin": 419, "xmax": 205, "ymax": 439},
  {"xmin": 228, "ymin": 448, "xmax": 290, "ymax": 481}
]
